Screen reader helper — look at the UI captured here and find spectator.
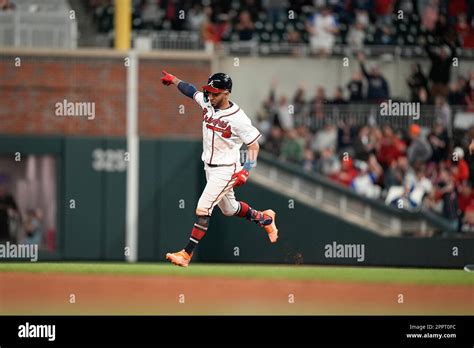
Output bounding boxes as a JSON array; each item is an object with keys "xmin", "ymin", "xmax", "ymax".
[
  {"xmin": 262, "ymin": 125, "xmax": 283, "ymax": 157},
  {"xmin": 418, "ymin": 87, "xmax": 431, "ymax": 105},
  {"xmin": 448, "ymin": 0, "xmax": 468, "ymax": 24},
  {"xmin": 448, "ymin": 78, "xmax": 467, "ymax": 105},
  {"xmin": 417, "ymin": 0, "xmax": 432, "ymax": 19},
  {"xmin": 281, "ymin": 129, "xmax": 305, "ymax": 163},
  {"xmin": 347, "ymin": 22, "xmax": 366, "ymax": 51},
  {"xmin": 451, "ymin": 147, "xmax": 470, "ymax": 184},
  {"xmin": 292, "ymin": 85, "xmax": 308, "ymax": 127},
  {"xmin": 425, "ymin": 42, "xmax": 455, "ymax": 98},
  {"xmin": 187, "ymin": 3, "xmax": 206, "ymax": 31},
  {"xmin": 428, "ymin": 121, "xmax": 449, "ymax": 163},
  {"xmin": 357, "ymin": 52, "xmax": 390, "ymax": 102},
  {"xmin": 239, "ymin": 0, "xmax": 262, "ymax": 22},
  {"xmin": 455, "ymin": 13, "xmax": 474, "ymax": 48},
  {"xmin": 375, "ymin": 0, "xmax": 394, "ymax": 27},
  {"xmin": 201, "ymin": 7, "xmax": 226, "ymax": 52},
  {"xmin": 337, "ymin": 119, "xmax": 356, "ymax": 155},
  {"xmin": 405, "ymin": 165, "xmax": 433, "ymax": 210},
  {"xmin": 347, "ymin": 71, "xmax": 364, "ymax": 102},
  {"xmin": 264, "ymin": 0, "xmax": 286, "ymax": 25},
  {"xmin": 458, "ymin": 180, "xmax": 474, "ymax": 216},
  {"xmin": 385, "ymin": 165, "xmax": 433, "ymax": 210},
  {"xmin": 465, "ymin": 71, "xmax": 474, "ymax": 112},
  {"xmin": 287, "ymin": 29, "xmax": 304, "ymax": 56},
  {"xmin": 235, "ymin": 10, "xmax": 255, "ymax": 41},
  {"xmin": 407, "ymin": 63, "xmax": 429, "ymax": 103},
  {"xmin": 316, "ymin": 147, "xmax": 341, "ymax": 176},
  {"xmin": 0, "ymin": 0, "xmax": 15, "ymax": 11},
  {"xmin": 308, "ymin": 86, "xmax": 328, "ymax": 131},
  {"xmin": 302, "ymin": 147, "xmax": 317, "ymax": 172},
  {"xmin": 434, "ymin": 96, "xmax": 452, "ymax": 136},
  {"xmin": 460, "ymin": 205, "xmax": 474, "ymax": 234},
  {"xmin": 351, "ymin": 157, "xmax": 382, "ymax": 199},
  {"xmin": 332, "ymin": 86, "xmax": 347, "ymax": 104},
  {"xmin": 434, "ymin": 168, "xmax": 459, "ymax": 226},
  {"xmin": 377, "ymin": 125, "xmax": 405, "ymax": 169},
  {"xmin": 311, "ymin": 123, "xmax": 337, "ymax": 154},
  {"xmin": 407, "ymin": 124, "xmax": 433, "ymax": 166},
  {"xmin": 21, "ymin": 209, "xmax": 44, "ymax": 246},
  {"xmin": 0, "ymin": 180, "xmax": 19, "ymax": 243},
  {"xmin": 374, "ymin": 24, "xmax": 395, "ymax": 45},
  {"xmin": 421, "ymin": 4, "xmax": 439, "ymax": 32},
  {"xmin": 276, "ymin": 95, "xmax": 294, "ymax": 131},
  {"xmin": 306, "ymin": 6, "xmax": 339, "ymax": 56},
  {"xmin": 384, "ymin": 155, "xmax": 411, "ymax": 189},
  {"xmin": 330, "ymin": 156, "xmax": 358, "ymax": 187},
  {"xmin": 353, "ymin": 126, "xmax": 376, "ymax": 161}
]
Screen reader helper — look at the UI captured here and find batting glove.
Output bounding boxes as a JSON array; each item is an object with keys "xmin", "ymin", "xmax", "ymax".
[
  {"xmin": 161, "ymin": 70, "xmax": 176, "ymax": 86},
  {"xmin": 232, "ymin": 169, "xmax": 249, "ymax": 187}
]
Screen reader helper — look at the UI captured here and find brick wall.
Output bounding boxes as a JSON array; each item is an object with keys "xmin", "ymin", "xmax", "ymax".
[{"xmin": 0, "ymin": 51, "xmax": 211, "ymax": 138}]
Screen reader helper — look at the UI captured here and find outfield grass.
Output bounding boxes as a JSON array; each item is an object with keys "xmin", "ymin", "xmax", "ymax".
[{"xmin": 0, "ymin": 262, "xmax": 473, "ymax": 286}]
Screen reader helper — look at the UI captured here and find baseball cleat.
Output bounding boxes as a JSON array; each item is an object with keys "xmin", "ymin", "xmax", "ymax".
[
  {"xmin": 166, "ymin": 250, "xmax": 192, "ymax": 267},
  {"xmin": 263, "ymin": 209, "xmax": 278, "ymax": 243}
]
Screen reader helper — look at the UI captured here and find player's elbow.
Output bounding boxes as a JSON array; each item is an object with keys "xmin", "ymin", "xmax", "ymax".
[{"xmin": 247, "ymin": 141, "xmax": 259, "ymax": 151}]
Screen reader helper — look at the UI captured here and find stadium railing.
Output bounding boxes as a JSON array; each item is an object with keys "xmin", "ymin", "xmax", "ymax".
[
  {"xmin": 0, "ymin": 1, "xmax": 77, "ymax": 49},
  {"xmin": 130, "ymin": 30, "xmax": 474, "ymax": 59},
  {"xmin": 288, "ymin": 104, "xmax": 469, "ymax": 131},
  {"xmin": 252, "ymin": 151, "xmax": 458, "ymax": 237}
]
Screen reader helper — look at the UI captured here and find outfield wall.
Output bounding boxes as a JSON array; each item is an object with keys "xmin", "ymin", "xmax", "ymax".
[{"xmin": 1, "ymin": 135, "xmax": 473, "ymax": 268}]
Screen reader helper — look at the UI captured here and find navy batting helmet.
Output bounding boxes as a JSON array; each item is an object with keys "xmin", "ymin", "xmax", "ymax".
[{"xmin": 202, "ymin": 73, "xmax": 232, "ymax": 93}]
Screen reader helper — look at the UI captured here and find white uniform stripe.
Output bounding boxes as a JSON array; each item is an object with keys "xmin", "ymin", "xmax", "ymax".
[
  {"xmin": 190, "ymin": 237, "xmax": 199, "ymax": 244},
  {"xmin": 194, "ymin": 223, "xmax": 208, "ymax": 231}
]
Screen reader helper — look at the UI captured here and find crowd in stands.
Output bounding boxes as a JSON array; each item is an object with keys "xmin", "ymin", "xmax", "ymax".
[
  {"xmin": 255, "ymin": 63, "xmax": 474, "ymax": 235},
  {"xmin": 0, "ymin": 0, "xmax": 15, "ymax": 11},
  {"xmin": 87, "ymin": 0, "xmax": 474, "ymax": 53}
]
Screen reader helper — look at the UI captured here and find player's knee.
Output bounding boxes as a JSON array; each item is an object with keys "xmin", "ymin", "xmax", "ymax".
[
  {"xmin": 196, "ymin": 207, "xmax": 208, "ymax": 216},
  {"xmin": 221, "ymin": 206, "xmax": 237, "ymax": 216}
]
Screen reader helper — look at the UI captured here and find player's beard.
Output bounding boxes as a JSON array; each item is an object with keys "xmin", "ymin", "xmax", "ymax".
[{"xmin": 211, "ymin": 99, "xmax": 223, "ymax": 109}]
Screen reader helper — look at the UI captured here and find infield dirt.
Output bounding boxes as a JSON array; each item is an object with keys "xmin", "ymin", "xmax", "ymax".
[{"xmin": 1, "ymin": 272, "xmax": 472, "ymax": 315}]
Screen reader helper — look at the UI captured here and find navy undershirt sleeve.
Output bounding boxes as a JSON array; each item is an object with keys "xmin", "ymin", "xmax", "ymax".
[{"xmin": 177, "ymin": 81, "xmax": 198, "ymax": 99}]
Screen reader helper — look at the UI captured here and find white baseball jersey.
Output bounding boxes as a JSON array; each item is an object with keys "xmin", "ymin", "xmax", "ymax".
[{"xmin": 193, "ymin": 91, "xmax": 261, "ymax": 165}]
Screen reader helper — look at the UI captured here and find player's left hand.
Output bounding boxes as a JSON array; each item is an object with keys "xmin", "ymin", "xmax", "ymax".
[
  {"xmin": 232, "ymin": 169, "xmax": 249, "ymax": 187},
  {"xmin": 161, "ymin": 70, "xmax": 176, "ymax": 86}
]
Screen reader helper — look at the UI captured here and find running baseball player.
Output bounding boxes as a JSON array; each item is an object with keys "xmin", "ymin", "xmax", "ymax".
[{"xmin": 161, "ymin": 71, "xmax": 278, "ymax": 267}]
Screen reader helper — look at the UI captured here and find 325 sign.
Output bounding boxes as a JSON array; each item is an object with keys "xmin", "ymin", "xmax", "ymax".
[{"xmin": 92, "ymin": 149, "xmax": 129, "ymax": 172}]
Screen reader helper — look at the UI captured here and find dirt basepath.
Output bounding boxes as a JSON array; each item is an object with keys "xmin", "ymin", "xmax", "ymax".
[{"xmin": 1, "ymin": 272, "xmax": 472, "ymax": 315}]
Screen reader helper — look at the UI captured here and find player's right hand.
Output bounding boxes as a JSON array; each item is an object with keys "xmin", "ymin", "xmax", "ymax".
[
  {"xmin": 232, "ymin": 169, "xmax": 249, "ymax": 187},
  {"xmin": 161, "ymin": 70, "xmax": 175, "ymax": 86}
]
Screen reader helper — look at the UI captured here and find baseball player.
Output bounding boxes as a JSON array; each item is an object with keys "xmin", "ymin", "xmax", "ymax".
[{"xmin": 161, "ymin": 71, "xmax": 278, "ymax": 267}]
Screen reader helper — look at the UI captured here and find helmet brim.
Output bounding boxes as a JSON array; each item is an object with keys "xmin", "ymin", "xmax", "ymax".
[{"xmin": 202, "ymin": 85, "xmax": 227, "ymax": 93}]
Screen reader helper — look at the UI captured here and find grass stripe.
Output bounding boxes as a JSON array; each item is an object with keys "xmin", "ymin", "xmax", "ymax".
[{"xmin": 0, "ymin": 262, "xmax": 473, "ymax": 286}]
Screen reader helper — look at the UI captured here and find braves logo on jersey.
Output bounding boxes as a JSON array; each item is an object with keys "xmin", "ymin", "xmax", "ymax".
[{"xmin": 202, "ymin": 109, "xmax": 232, "ymax": 138}]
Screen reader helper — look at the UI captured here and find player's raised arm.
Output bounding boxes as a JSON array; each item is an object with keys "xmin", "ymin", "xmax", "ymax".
[{"xmin": 161, "ymin": 70, "xmax": 198, "ymax": 99}]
